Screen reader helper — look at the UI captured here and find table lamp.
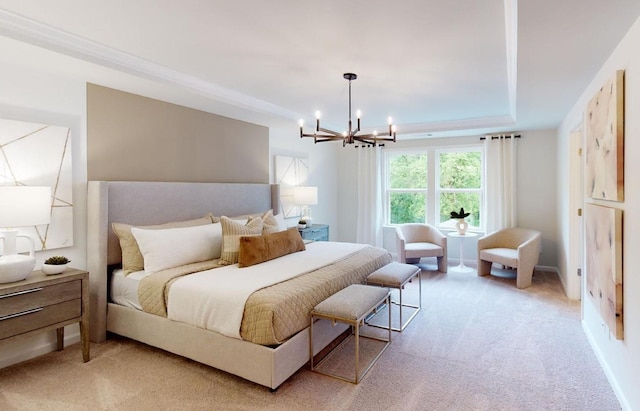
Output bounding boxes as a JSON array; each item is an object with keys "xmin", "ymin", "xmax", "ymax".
[
  {"xmin": 0, "ymin": 186, "xmax": 51, "ymax": 283},
  {"xmin": 293, "ymin": 186, "xmax": 318, "ymax": 224}
]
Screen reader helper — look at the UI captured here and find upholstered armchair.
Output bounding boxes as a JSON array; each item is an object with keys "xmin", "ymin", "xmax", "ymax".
[
  {"xmin": 477, "ymin": 227, "xmax": 541, "ymax": 289},
  {"xmin": 395, "ymin": 223, "xmax": 447, "ymax": 273}
]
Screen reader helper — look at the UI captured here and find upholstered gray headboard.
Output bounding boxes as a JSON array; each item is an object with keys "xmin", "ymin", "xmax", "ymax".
[{"xmin": 86, "ymin": 181, "xmax": 280, "ymax": 342}]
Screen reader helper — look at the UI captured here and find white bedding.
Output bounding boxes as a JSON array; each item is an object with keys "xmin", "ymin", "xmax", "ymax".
[
  {"xmin": 110, "ymin": 268, "xmax": 145, "ymax": 310},
  {"xmin": 167, "ymin": 241, "xmax": 367, "ymax": 339}
]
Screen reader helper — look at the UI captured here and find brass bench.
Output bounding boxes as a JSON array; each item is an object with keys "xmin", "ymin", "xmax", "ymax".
[
  {"xmin": 366, "ymin": 262, "xmax": 421, "ymax": 331},
  {"xmin": 310, "ymin": 284, "xmax": 391, "ymax": 384}
]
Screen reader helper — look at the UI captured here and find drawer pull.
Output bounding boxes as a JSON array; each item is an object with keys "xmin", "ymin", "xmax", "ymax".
[
  {"xmin": 0, "ymin": 307, "xmax": 43, "ymax": 321},
  {"xmin": 0, "ymin": 287, "xmax": 44, "ymax": 300}
]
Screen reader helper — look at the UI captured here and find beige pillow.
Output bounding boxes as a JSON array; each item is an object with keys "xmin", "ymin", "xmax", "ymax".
[
  {"xmin": 261, "ymin": 209, "xmax": 281, "ymax": 235},
  {"xmin": 218, "ymin": 216, "xmax": 263, "ymax": 265},
  {"xmin": 112, "ymin": 214, "xmax": 214, "ymax": 275},
  {"xmin": 238, "ymin": 228, "xmax": 305, "ymax": 268}
]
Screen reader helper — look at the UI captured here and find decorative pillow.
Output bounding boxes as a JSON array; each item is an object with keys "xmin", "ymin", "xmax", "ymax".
[
  {"xmin": 131, "ymin": 224, "xmax": 220, "ymax": 275},
  {"xmin": 261, "ymin": 209, "xmax": 282, "ymax": 234},
  {"xmin": 112, "ymin": 214, "xmax": 214, "ymax": 275},
  {"xmin": 274, "ymin": 212, "xmax": 287, "ymax": 232},
  {"xmin": 218, "ymin": 216, "xmax": 263, "ymax": 265},
  {"xmin": 238, "ymin": 228, "xmax": 306, "ymax": 268}
]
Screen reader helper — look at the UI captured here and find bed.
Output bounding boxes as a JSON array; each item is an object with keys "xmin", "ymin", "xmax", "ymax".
[{"xmin": 87, "ymin": 181, "xmax": 392, "ymax": 389}]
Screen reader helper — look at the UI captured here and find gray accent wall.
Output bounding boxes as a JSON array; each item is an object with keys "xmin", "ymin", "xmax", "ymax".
[{"xmin": 87, "ymin": 83, "xmax": 269, "ymax": 183}]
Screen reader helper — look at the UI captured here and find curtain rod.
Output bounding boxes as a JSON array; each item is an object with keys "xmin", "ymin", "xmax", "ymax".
[
  {"xmin": 480, "ymin": 134, "xmax": 521, "ymax": 140},
  {"xmin": 354, "ymin": 144, "xmax": 386, "ymax": 148}
]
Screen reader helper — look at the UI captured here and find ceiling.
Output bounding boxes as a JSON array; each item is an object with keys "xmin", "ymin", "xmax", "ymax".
[{"xmin": 1, "ymin": 0, "xmax": 639, "ymax": 138}]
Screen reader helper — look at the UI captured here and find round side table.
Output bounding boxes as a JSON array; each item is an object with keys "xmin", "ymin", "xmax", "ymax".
[{"xmin": 447, "ymin": 232, "xmax": 478, "ymax": 273}]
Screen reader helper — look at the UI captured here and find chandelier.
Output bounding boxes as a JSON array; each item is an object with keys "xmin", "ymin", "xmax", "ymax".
[{"xmin": 298, "ymin": 73, "xmax": 397, "ymax": 147}]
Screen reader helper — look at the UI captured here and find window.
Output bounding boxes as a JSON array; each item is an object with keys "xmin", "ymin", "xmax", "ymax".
[
  {"xmin": 436, "ymin": 149, "xmax": 482, "ymax": 230},
  {"xmin": 383, "ymin": 146, "xmax": 484, "ymax": 230},
  {"xmin": 387, "ymin": 153, "xmax": 427, "ymax": 224}
]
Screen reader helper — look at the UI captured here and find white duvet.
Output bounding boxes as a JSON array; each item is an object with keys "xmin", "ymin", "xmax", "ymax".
[{"xmin": 167, "ymin": 241, "xmax": 366, "ymax": 339}]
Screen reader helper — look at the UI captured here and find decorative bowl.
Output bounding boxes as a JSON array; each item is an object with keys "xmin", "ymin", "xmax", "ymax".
[{"xmin": 42, "ymin": 263, "xmax": 68, "ymax": 275}]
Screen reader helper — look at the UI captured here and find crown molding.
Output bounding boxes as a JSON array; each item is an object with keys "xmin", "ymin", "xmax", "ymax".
[
  {"xmin": 503, "ymin": 0, "xmax": 518, "ymax": 120},
  {"xmin": 0, "ymin": 9, "xmax": 298, "ymax": 120},
  {"xmin": 396, "ymin": 115, "xmax": 516, "ymax": 136},
  {"xmin": 0, "ymin": 5, "xmax": 518, "ymax": 132}
]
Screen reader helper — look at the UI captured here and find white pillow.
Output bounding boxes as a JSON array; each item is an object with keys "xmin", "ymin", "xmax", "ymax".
[
  {"xmin": 274, "ymin": 212, "xmax": 287, "ymax": 232},
  {"xmin": 131, "ymin": 224, "xmax": 220, "ymax": 275}
]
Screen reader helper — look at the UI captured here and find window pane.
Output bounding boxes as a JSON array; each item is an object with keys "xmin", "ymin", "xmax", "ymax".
[
  {"xmin": 439, "ymin": 152, "xmax": 481, "ymax": 189},
  {"xmin": 439, "ymin": 192, "xmax": 480, "ymax": 228},
  {"xmin": 390, "ymin": 192, "xmax": 426, "ymax": 224},
  {"xmin": 389, "ymin": 154, "xmax": 427, "ymax": 189}
]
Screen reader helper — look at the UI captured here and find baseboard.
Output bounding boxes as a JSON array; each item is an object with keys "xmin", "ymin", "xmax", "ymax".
[
  {"xmin": 535, "ymin": 264, "xmax": 559, "ymax": 273},
  {"xmin": 582, "ymin": 321, "xmax": 630, "ymax": 411},
  {"xmin": 0, "ymin": 328, "xmax": 81, "ymax": 369}
]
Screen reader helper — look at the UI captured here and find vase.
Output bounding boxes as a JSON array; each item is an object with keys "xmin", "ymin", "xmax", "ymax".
[
  {"xmin": 42, "ymin": 263, "xmax": 68, "ymax": 275},
  {"xmin": 455, "ymin": 219, "xmax": 468, "ymax": 235}
]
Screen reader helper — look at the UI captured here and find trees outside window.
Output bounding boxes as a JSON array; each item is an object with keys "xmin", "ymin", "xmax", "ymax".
[
  {"xmin": 384, "ymin": 147, "xmax": 483, "ymax": 229},
  {"xmin": 388, "ymin": 153, "xmax": 427, "ymax": 224}
]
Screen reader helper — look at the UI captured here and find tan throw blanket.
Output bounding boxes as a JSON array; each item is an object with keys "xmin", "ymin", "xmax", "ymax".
[
  {"xmin": 138, "ymin": 245, "xmax": 392, "ymax": 346},
  {"xmin": 138, "ymin": 259, "xmax": 221, "ymax": 316},
  {"xmin": 240, "ymin": 245, "xmax": 391, "ymax": 345}
]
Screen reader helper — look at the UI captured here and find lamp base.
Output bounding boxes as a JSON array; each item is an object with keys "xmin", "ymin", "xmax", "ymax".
[{"xmin": 0, "ymin": 254, "xmax": 36, "ymax": 283}]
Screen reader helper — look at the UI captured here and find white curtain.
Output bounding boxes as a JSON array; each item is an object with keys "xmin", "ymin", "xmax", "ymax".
[
  {"xmin": 484, "ymin": 134, "xmax": 518, "ymax": 233},
  {"xmin": 356, "ymin": 145, "xmax": 383, "ymax": 246}
]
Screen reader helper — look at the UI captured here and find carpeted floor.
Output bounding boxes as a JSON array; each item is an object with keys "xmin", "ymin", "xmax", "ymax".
[{"xmin": 0, "ymin": 267, "xmax": 621, "ymax": 411}]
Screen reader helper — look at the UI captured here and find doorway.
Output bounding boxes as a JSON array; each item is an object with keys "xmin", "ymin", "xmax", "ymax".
[{"xmin": 567, "ymin": 128, "xmax": 584, "ymax": 303}]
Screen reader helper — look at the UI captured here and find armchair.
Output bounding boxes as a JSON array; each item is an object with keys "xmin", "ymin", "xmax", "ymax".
[
  {"xmin": 477, "ymin": 227, "xmax": 541, "ymax": 289},
  {"xmin": 395, "ymin": 223, "xmax": 447, "ymax": 273}
]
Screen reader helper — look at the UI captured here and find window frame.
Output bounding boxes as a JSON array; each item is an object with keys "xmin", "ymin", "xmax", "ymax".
[
  {"xmin": 434, "ymin": 147, "xmax": 484, "ymax": 231},
  {"xmin": 382, "ymin": 144, "xmax": 484, "ymax": 231}
]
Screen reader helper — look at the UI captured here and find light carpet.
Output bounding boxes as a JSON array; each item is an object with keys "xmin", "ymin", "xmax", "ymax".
[{"xmin": 0, "ymin": 267, "xmax": 620, "ymax": 410}]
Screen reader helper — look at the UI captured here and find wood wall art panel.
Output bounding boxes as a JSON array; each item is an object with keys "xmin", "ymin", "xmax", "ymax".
[
  {"xmin": 585, "ymin": 203, "xmax": 623, "ymax": 339},
  {"xmin": 585, "ymin": 70, "xmax": 624, "ymax": 202}
]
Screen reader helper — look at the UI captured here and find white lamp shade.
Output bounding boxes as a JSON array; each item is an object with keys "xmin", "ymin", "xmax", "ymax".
[
  {"xmin": 293, "ymin": 186, "xmax": 318, "ymax": 206},
  {"xmin": 0, "ymin": 186, "xmax": 51, "ymax": 228}
]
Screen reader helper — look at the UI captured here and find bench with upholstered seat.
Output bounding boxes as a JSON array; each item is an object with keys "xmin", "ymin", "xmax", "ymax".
[
  {"xmin": 310, "ymin": 284, "xmax": 391, "ymax": 384},
  {"xmin": 366, "ymin": 262, "xmax": 421, "ymax": 331}
]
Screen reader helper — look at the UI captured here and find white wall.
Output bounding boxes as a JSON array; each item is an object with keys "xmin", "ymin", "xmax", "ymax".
[
  {"xmin": 337, "ymin": 132, "xmax": 559, "ymax": 268},
  {"xmin": 269, "ymin": 127, "xmax": 339, "ymax": 238},
  {"xmin": 0, "ymin": 37, "xmax": 88, "ymax": 367},
  {"xmin": 516, "ymin": 129, "xmax": 558, "ymax": 267},
  {"xmin": 557, "ymin": 15, "xmax": 640, "ymax": 411}
]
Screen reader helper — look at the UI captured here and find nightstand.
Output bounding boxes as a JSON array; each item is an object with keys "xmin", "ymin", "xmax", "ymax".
[
  {"xmin": 0, "ymin": 268, "xmax": 90, "ymax": 362},
  {"xmin": 299, "ymin": 224, "xmax": 329, "ymax": 242}
]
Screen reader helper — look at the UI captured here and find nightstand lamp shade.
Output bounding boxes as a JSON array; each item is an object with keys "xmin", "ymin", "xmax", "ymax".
[
  {"xmin": 293, "ymin": 186, "xmax": 318, "ymax": 224},
  {"xmin": 0, "ymin": 186, "xmax": 51, "ymax": 284}
]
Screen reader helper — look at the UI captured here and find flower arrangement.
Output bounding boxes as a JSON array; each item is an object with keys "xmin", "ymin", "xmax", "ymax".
[{"xmin": 450, "ymin": 207, "xmax": 470, "ymax": 220}]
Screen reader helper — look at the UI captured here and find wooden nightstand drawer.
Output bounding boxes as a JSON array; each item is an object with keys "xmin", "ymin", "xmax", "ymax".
[
  {"xmin": 0, "ymin": 299, "xmax": 81, "ymax": 339},
  {"xmin": 0, "ymin": 269, "xmax": 90, "ymax": 362},
  {"xmin": 0, "ymin": 280, "xmax": 81, "ymax": 318}
]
